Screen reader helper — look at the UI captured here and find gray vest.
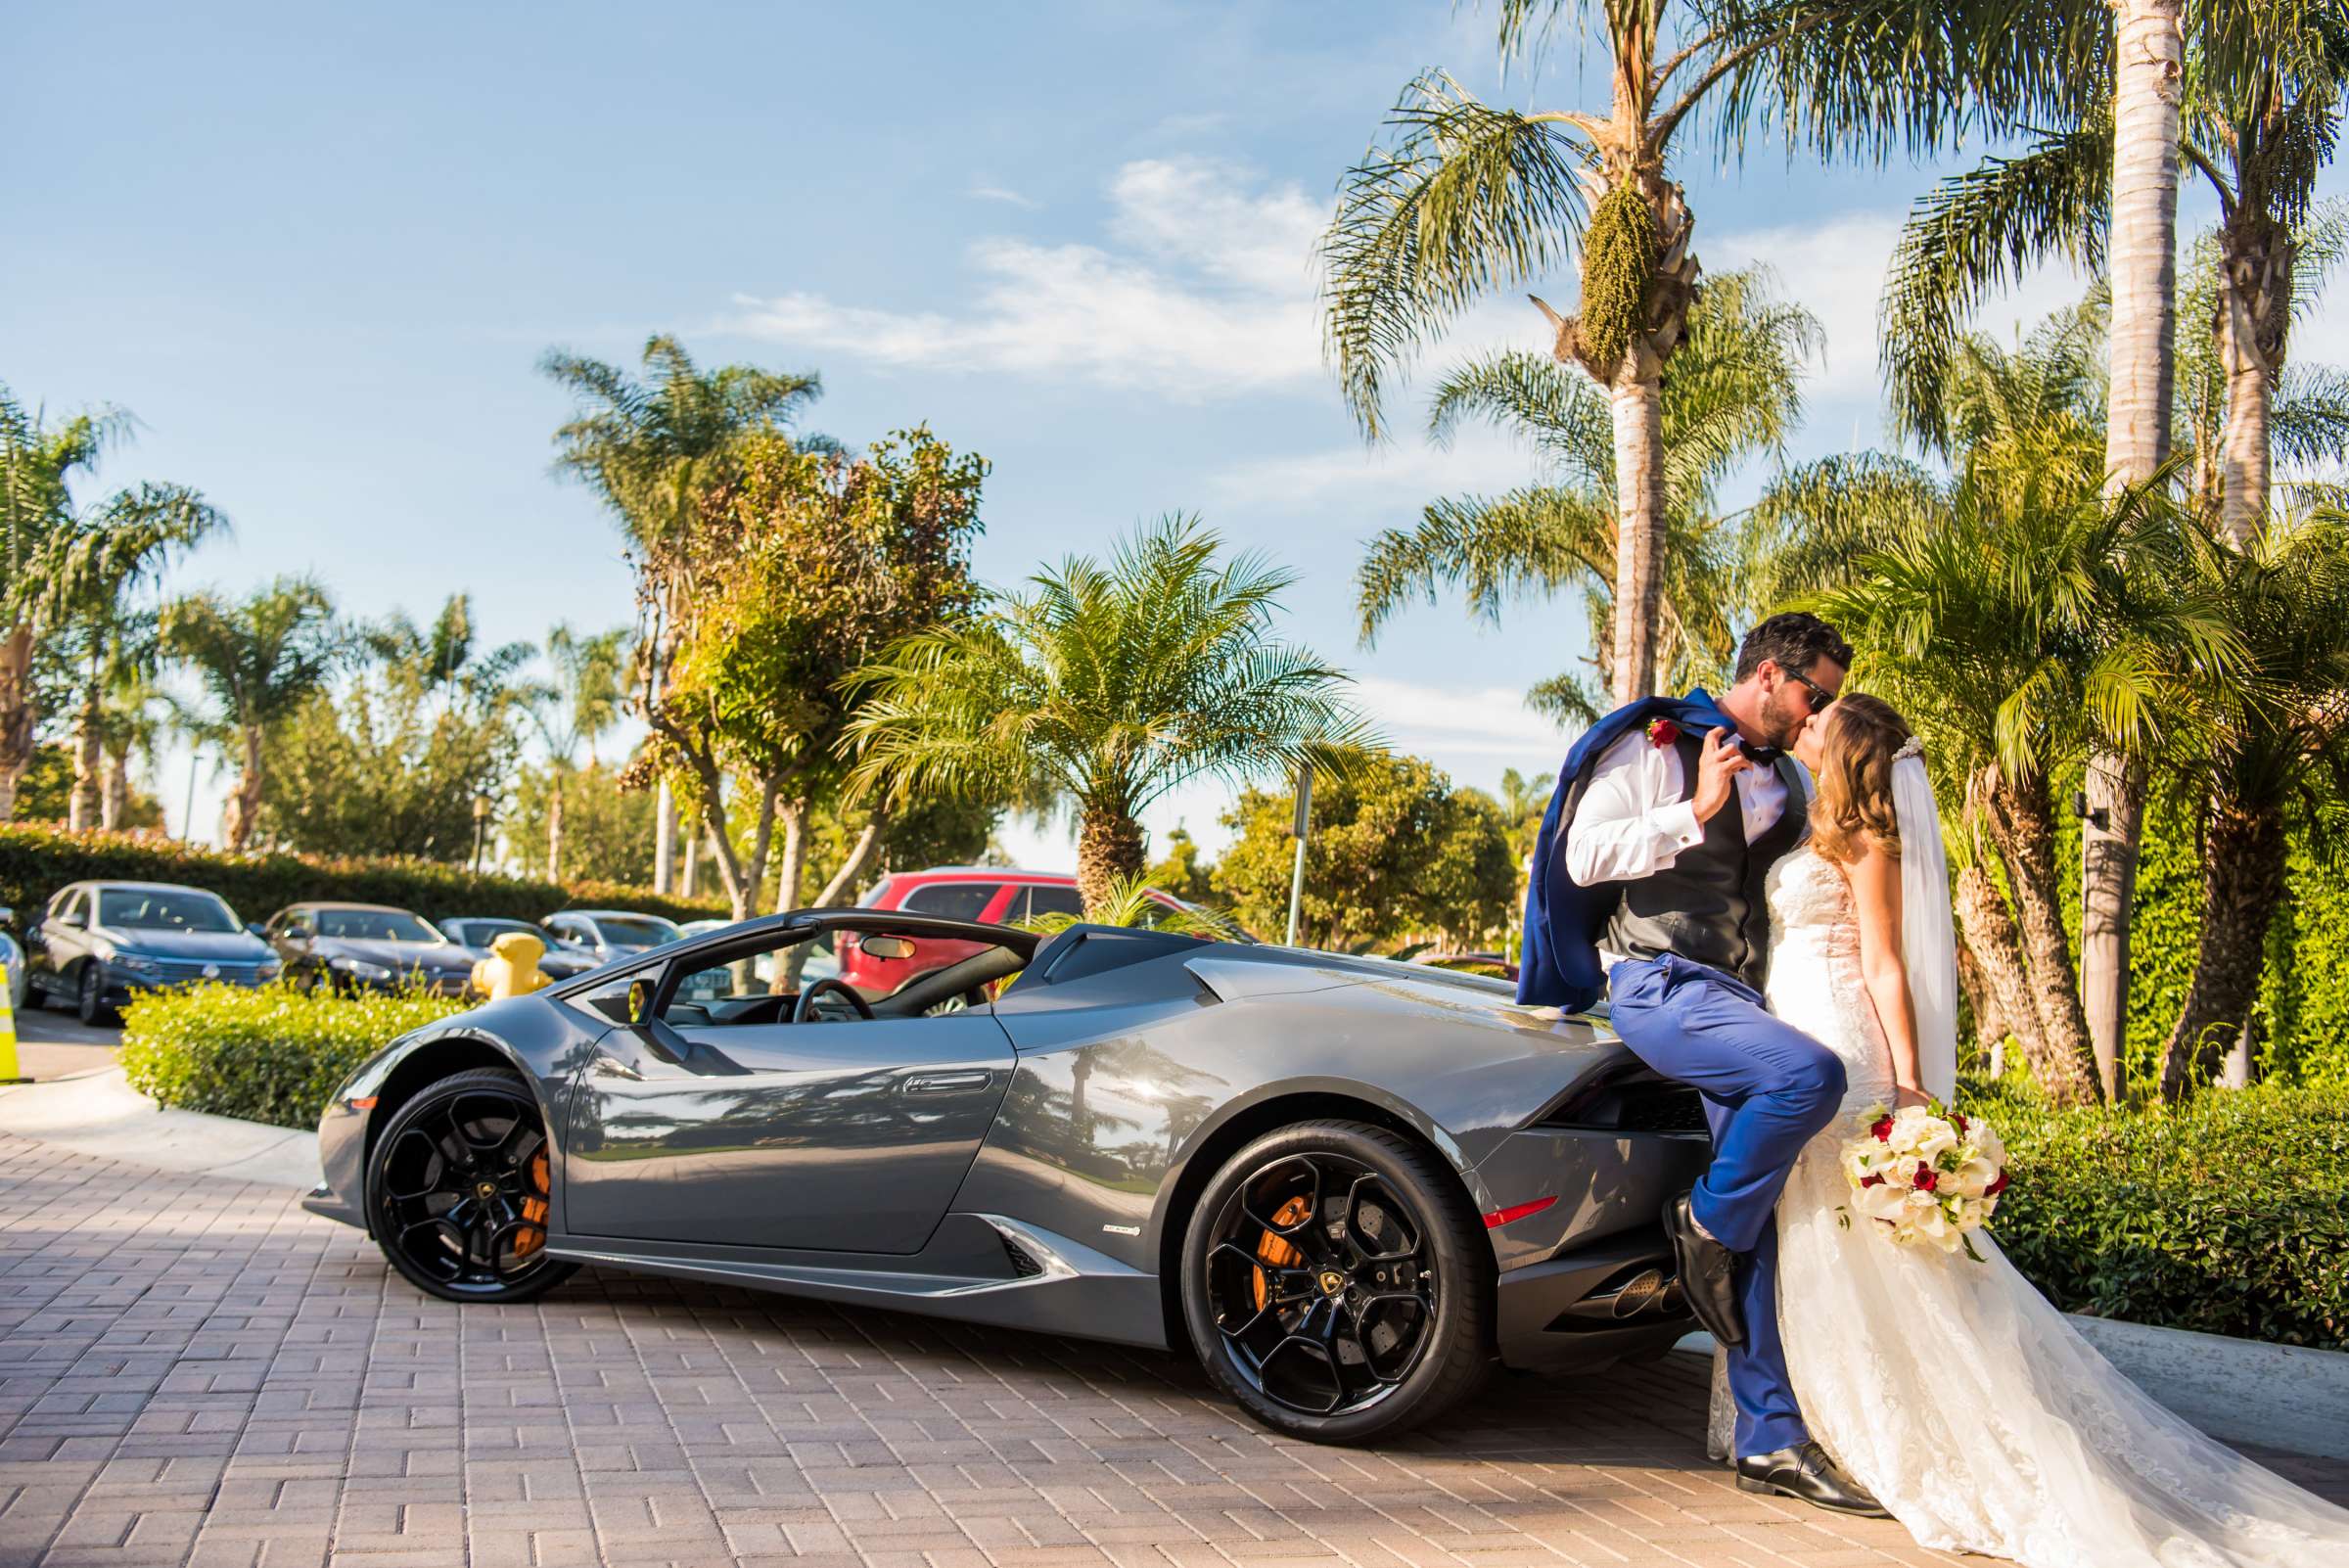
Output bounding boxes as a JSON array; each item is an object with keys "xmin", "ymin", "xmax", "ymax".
[{"xmin": 1605, "ymin": 730, "xmax": 1809, "ymax": 990}]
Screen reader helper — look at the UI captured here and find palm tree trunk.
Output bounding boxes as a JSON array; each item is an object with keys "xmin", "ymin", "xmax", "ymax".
[
  {"xmin": 2160, "ymin": 799, "xmax": 2286, "ymax": 1098},
  {"xmin": 224, "ymin": 725, "xmax": 265, "ymax": 853},
  {"xmin": 101, "ymin": 744, "xmax": 129, "ymax": 831},
  {"xmin": 1608, "ymin": 369, "xmax": 1667, "ymax": 704},
  {"xmin": 69, "ymin": 669, "xmax": 101, "ymax": 833},
  {"xmin": 680, "ymin": 829, "xmax": 699, "ymax": 899},
  {"xmin": 546, "ymin": 770, "xmax": 566, "ymax": 881},
  {"xmin": 1077, "ymin": 807, "xmax": 1146, "ymax": 917},
  {"xmin": 0, "ymin": 623, "xmax": 31, "ymax": 821},
  {"xmin": 2217, "ymin": 214, "xmax": 2289, "ymax": 547},
  {"xmin": 2083, "ymin": 0, "xmax": 2184, "ymax": 1098},
  {"xmin": 1951, "ymin": 862, "xmax": 2050, "ymax": 1078},
  {"xmin": 1981, "ymin": 773, "xmax": 2102, "ymax": 1106}
]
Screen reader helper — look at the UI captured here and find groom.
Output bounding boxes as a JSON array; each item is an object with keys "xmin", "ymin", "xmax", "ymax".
[{"xmin": 1518, "ymin": 612, "xmax": 1885, "ymax": 1517}]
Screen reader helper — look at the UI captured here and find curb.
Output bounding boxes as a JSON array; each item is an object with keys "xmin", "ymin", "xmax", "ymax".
[
  {"xmin": 1677, "ymin": 1318, "xmax": 2349, "ymax": 1464},
  {"xmin": 0, "ymin": 1066, "xmax": 321, "ymax": 1189}
]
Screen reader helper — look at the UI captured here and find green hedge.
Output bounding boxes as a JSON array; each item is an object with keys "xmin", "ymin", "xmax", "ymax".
[
  {"xmin": 119, "ymin": 983, "xmax": 468, "ymax": 1130},
  {"xmin": 0, "ymin": 823, "xmax": 728, "ymax": 932},
  {"xmin": 1967, "ymin": 1078, "xmax": 2349, "ymax": 1349}
]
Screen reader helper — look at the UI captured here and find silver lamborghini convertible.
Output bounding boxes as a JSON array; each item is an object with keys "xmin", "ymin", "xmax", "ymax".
[{"xmin": 303, "ymin": 909, "xmax": 1709, "ymax": 1444}]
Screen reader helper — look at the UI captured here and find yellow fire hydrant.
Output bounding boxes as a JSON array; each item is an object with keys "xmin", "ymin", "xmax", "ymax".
[
  {"xmin": 0, "ymin": 971, "xmax": 24, "ymax": 1084},
  {"xmin": 469, "ymin": 931, "xmax": 552, "ymax": 1001}
]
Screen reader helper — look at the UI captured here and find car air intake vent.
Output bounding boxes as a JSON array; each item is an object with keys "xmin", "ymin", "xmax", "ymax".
[
  {"xmin": 1001, "ymin": 1234, "xmax": 1044, "ymax": 1277},
  {"xmin": 1540, "ymin": 1066, "xmax": 1710, "ymax": 1136}
]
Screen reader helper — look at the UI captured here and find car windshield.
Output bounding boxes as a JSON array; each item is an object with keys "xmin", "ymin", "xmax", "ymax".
[
  {"xmin": 593, "ymin": 916, "xmax": 678, "ymax": 946},
  {"xmin": 315, "ymin": 909, "xmax": 442, "ymax": 943},
  {"xmin": 97, "ymin": 890, "xmax": 240, "ymax": 934},
  {"xmin": 451, "ymin": 919, "xmax": 533, "ymax": 943}
]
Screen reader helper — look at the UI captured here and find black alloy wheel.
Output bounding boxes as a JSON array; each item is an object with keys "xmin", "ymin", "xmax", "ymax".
[
  {"xmin": 76, "ymin": 962, "xmax": 114, "ymax": 1026},
  {"xmin": 1181, "ymin": 1120, "xmax": 1492, "ymax": 1444},
  {"xmin": 366, "ymin": 1067, "xmax": 577, "ymax": 1303}
]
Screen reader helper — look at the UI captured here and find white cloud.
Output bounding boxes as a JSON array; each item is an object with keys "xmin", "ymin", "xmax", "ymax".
[
  {"xmin": 1208, "ymin": 425, "xmax": 1543, "ymax": 509},
  {"xmin": 968, "ymin": 182, "xmax": 1040, "ymax": 209},
  {"xmin": 731, "ymin": 158, "xmax": 1328, "ymax": 398}
]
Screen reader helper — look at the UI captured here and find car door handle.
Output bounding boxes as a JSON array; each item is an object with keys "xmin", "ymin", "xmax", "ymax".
[{"xmin": 901, "ymin": 1070, "xmax": 993, "ymax": 1095}]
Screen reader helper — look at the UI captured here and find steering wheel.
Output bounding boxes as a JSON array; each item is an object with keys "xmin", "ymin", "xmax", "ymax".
[{"xmin": 792, "ymin": 976, "xmax": 876, "ymax": 1023}]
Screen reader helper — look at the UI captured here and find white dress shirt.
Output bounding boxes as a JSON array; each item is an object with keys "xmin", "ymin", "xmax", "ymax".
[{"xmin": 1562, "ymin": 728, "xmax": 1805, "ymax": 890}]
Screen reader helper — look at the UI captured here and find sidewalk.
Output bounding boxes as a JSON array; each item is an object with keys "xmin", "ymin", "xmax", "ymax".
[{"xmin": 0, "ymin": 1063, "xmax": 321, "ymax": 1187}]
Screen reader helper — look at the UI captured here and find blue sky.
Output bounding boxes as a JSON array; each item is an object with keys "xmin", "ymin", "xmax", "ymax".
[{"xmin": 5, "ymin": 3, "xmax": 2312, "ymax": 869}]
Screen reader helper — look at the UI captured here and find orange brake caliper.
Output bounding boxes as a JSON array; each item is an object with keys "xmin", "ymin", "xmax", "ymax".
[
  {"xmin": 1251, "ymin": 1195, "xmax": 1314, "ymax": 1311},
  {"xmin": 517, "ymin": 1149, "xmax": 551, "ymax": 1257}
]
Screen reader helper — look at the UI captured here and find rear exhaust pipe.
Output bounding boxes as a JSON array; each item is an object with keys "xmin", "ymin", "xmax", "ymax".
[{"xmin": 1550, "ymin": 1263, "xmax": 1687, "ymax": 1326}]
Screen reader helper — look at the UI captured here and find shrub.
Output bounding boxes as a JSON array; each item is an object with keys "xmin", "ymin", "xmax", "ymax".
[
  {"xmin": 119, "ymin": 983, "xmax": 468, "ymax": 1130},
  {"xmin": 1962, "ymin": 1078, "xmax": 2349, "ymax": 1348},
  {"xmin": 0, "ymin": 822, "xmax": 727, "ymax": 933}
]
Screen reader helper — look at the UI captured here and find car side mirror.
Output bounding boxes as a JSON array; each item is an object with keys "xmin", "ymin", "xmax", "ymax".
[
  {"xmin": 0, "ymin": 905, "xmax": 13, "ymax": 927},
  {"xmin": 61, "ymin": 908, "xmax": 86, "ymax": 929},
  {"xmin": 284, "ymin": 922, "xmax": 313, "ymax": 942},
  {"xmin": 246, "ymin": 922, "xmax": 267, "ymax": 939},
  {"xmin": 857, "ymin": 933, "xmax": 917, "ymax": 960}
]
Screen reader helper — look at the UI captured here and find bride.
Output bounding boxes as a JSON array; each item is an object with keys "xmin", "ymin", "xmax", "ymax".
[{"xmin": 1768, "ymin": 692, "xmax": 2349, "ymax": 1567}]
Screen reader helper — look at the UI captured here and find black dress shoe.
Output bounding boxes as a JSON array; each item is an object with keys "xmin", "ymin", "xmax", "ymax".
[
  {"xmin": 1663, "ymin": 1194, "xmax": 1744, "ymax": 1347},
  {"xmin": 1735, "ymin": 1442, "xmax": 1890, "ymax": 1517}
]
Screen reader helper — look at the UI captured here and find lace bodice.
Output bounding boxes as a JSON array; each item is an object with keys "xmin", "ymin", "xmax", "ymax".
[
  {"xmin": 1764, "ymin": 848, "xmax": 1892, "ymax": 1115},
  {"xmin": 1762, "ymin": 853, "xmax": 2349, "ymax": 1566}
]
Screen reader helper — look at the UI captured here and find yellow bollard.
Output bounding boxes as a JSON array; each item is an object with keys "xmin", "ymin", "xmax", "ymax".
[{"xmin": 0, "ymin": 974, "xmax": 26, "ymax": 1084}]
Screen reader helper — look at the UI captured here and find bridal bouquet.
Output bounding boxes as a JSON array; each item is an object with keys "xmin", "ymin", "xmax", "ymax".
[{"xmin": 1840, "ymin": 1102, "xmax": 2008, "ymax": 1259}]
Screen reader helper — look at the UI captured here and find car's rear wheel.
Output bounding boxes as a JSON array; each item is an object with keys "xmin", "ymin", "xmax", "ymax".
[
  {"xmin": 366, "ymin": 1068, "xmax": 577, "ymax": 1303},
  {"xmin": 1181, "ymin": 1120, "xmax": 1493, "ymax": 1444}
]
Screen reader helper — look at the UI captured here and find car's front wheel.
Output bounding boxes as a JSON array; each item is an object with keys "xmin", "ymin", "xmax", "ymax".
[
  {"xmin": 76, "ymin": 962, "xmax": 114, "ymax": 1026},
  {"xmin": 365, "ymin": 1067, "xmax": 577, "ymax": 1304},
  {"xmin": 1180, "ymin": 1120, "xmax": 1493, "ymax": 1444}
]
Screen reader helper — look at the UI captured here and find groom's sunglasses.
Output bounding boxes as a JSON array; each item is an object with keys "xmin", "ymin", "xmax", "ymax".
[{"xmin": 1787, "ymin": 669, "xmax": 1837, "ymax": 714}]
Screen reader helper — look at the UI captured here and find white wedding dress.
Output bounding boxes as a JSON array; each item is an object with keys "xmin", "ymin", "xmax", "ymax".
[{"xmin": 1763, "ymin": 845, "xmax": 2349, "ymax": 1567}]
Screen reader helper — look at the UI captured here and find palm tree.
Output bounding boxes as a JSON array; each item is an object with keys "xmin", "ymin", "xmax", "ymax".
[
  {"xmin": 524, "ymin": 623, "xmax": 630, "ymax": 880},
  {"xmin": 0, "ymin": 383, "xmax": 222, "ymax": 821},
  {"xmin": 844, "ymin": 517, "xmax": 1378, "ymax": 914},
  {"xmin": 1880, "ymin": 4, "xmax": 2346, "ymax": 1082},
  {"xmin": 1356, "ymin": 267, "xmax": 1819, "ymax": 719},
  {"xmin": 159, "ymin": 577, "xmax": 343, "ymax": 852},
  {"xmin": 2157, "ymin": 511, "xmax": 2349, "ymax": 1096},
  {"xmin": 539, "ymin": 336, "xmax": 824, "ymax": 894},
  {"xmin": 40, "ymin": 484, "xmax": 227, "ymax": 830},
  {"xmin": 1323, "ymin": 1, "xmax": 2079, "ymax": 709},
  {"xmin": 1769, "ymin": 316, "xmax": 2240, "ymax": 1105}
]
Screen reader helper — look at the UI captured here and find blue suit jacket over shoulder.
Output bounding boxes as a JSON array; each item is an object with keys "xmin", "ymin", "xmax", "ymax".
[{"xmin": 1515, "ymin": 689, "xmax": 1738, "ymax": 1012}]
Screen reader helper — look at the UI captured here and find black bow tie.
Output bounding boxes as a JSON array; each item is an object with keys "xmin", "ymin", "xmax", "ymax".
[{"xmin": 1741, "ymin": 742, "xmax": 1783, "ymax": 766}]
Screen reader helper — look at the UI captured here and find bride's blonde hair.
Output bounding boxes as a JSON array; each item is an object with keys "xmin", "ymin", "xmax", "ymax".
[{"xmin": 1812, "ymin": 693, "xmax": 1912, "ymax": 864}]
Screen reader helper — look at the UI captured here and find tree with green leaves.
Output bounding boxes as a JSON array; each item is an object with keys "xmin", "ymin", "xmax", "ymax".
[
  {"xmin": 0, "ymin": 381, "xmax": 226, "ymax": 824},
  {"xmin": 1355, "ymin": 268, "xmax": 1819, "ymax": 720},
  {"xmin": 160, "ymin": 576, "xmax": 343, "ymax": 852},
  {"xmin": 1881, "ymin": 3, "xmax": 2348, "ymax": 1083},
  {"xmin": 1144, "ymin": 825, "xmax": 1219, "ymax": 905},
  {"xmin": 1212, "ymin": 751, "xmax": 1517, "ymax": 951},
  {"xmin": 846, "ymin": 517, "xmax": 1377, "ymax": 914},
  {"xmin": 539, "ymin": 335, "xmax": 826, "ymax": 892},
  {"xmin": 1323, "ymin": 0, "xmax": 2079, "ymax": 708},
  {"xmin": 2155, "ymin": 510, "xmax": 2349, "ymax": 1096},
  {"xmin": 522, "ymin": 623, "xmax": 630, "ymax": 880},
  {"xmin": 364, "ymin": 594, "xmax": 535, "ymax": 719},
  {"xmin": 650, "ymin": 428, "xmax": 988, "ymax": 921},
  {"xmin": 1777, "ymin": 317, "xmax": 2241, "ymax": 1106}
]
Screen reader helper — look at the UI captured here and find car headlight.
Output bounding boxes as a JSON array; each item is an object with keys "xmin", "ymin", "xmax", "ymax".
[
  {"xmin": 331, "ymin": 957, "xmax": 393, "ymax": 981},
  {"xmin": 111, "ymin": 951, "xmax": 162, "ymax": 976}
]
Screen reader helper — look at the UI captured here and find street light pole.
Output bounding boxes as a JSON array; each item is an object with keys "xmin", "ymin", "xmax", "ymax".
[
  {"xmin": 1284, "ymin": 761, "xmax": 1313, "ymax": 948},
  {"xmin": 471, "ymin": 795, "xmax": 490, "ymax": 876},
  {"xmin": 182, "ymin": 749, "xmax": 201, "ymax": 842}
]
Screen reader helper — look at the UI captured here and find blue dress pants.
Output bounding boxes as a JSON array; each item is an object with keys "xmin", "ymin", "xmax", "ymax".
[{"xmin": 1607, "ymin": 953, "xmax": 1848, "ymax": 1457}]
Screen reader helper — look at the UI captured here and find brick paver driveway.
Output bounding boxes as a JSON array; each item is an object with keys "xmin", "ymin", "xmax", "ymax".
[{"xmin": 3, "ymin": 1135, "xmax": 2342, "ymax": 1568}]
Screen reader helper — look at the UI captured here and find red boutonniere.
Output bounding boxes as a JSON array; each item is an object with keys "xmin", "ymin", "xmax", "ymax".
[{"xmin": 1646, "ymin": 717, "xmax": 1681, "ymax": 748}]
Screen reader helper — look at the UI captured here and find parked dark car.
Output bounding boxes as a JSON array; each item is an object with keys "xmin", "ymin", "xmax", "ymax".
[
  {"xmin": 536, "ymin": 909, "xmax": 681, "ymax": 963},
  {"xmin": 26, "ymin": 881, "xmax": 280, "ymax": 1024},
  {"xmin": 304, "ymin": 908, "xmax": 1707, "ymax": 1446},
  {"xmin": 265, "ymin": 902, "xmax": 477, "ymax": 996},
  {"xmin": 436, "ymin": 918, "xmax": 595, "ymax": 981}
]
